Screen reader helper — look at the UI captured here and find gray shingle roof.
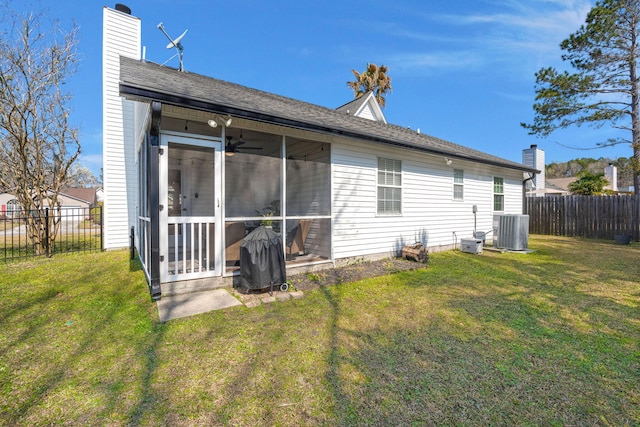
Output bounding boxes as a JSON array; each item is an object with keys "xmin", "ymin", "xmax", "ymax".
[
  {"xmin": 335, "ymin": 92, "xmax": 371, "ymax": 114},
  {"xmin": 119, "ymin": 57, "xmax": 537, "ymax": 173}
]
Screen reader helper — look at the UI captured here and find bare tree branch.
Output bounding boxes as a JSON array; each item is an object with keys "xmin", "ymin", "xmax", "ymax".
[{"xmin": 0, "ymin": 5, "xmax": 80, "ymax": 254}]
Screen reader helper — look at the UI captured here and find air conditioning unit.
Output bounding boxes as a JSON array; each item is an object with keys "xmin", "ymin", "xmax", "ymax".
[{"xmin": 495, "ymin": 214, "xmax": 529, "ymax": 251}]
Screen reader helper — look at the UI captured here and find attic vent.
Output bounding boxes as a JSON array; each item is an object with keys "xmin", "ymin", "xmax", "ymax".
[{"xmin": 115, "ymin": 3, "xmax": 131, "ymax": 14}]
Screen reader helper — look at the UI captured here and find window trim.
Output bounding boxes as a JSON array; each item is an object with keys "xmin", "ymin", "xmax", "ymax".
[
  {"xmin": 376, "ymin": 157, "xmax": 402, "ymax": 215},
  {"xmin": 493, "ymin": 176, "xmax": 504, "ymax": 212},
  {"xmin": 453, "ymin": 169, "xmax": 464, "ymax": 201}
]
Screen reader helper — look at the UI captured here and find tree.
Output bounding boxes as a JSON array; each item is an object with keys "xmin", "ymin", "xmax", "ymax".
[
  {"xmin": 568, "ymin": 171, "xmax": 611, "ymax": 194},
  {"xmin": 346, "ymin": 63, "xmax": 392, "ymax": 107},
  {"xmin": 0, "ymin": 5, "xmax": 80, "ymax": 254},
  {"xmin": 546, "ymin": 156, "xmax": 635, "ymax": 188},
  {"xmin": 67, "ymin": 166, "xmax": 100, "ymax": 188},
  {"xmin": 521, "ymin": 0, "xmax": 640, "ymax": 192}
]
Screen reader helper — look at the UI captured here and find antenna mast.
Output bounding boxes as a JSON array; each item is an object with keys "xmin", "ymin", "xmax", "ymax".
[{"xmin": 157, "ymin": 22, "xmax": 188, "ymax": 71}]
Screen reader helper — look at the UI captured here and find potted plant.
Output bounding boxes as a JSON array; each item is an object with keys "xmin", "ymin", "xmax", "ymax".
[
  {"xmin": 614, "ymin": 232, "xmax": 632, "ymax": 245},
  {"xmin": 256, "ymin": 200, "xmax": 280, "ymax": 228}
]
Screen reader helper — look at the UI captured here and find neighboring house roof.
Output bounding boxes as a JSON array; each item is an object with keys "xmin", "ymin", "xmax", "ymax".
[
  {"xmin": 119, "ymin": 57, "xmax": 538, "ymax": 173},
  {"xmin": 546, "ymin": 177, "xmax": 576, "ymax": 193},
  {"xmin": 0, "ymin": 190, "xmax": 93, "ymax": 207},
  {"xmin": 336, "ymin": 91, "xmax": 387, "ymax": 123},
  {"xmin": 62, "ymin": 187, "xmax": 97, "ymax": 205}
]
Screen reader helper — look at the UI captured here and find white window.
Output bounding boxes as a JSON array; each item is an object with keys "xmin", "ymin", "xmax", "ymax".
[
  {"xmin": 453, "ymin": 169, "xmax": 464, "ymax": 200},
  {"xmin": 377, "ymin": 157, "xmax": 402, "ymax": 215},
  {"xmin": 493, "ymin": 177, "xmax": 504, "ymax": 211},
  {"xmin": 7, "ymin": 199, "xmax": 20, "ymax": 218}
]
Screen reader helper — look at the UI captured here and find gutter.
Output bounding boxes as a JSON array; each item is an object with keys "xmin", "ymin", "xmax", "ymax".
[
  {"xmin": 119, "ymin": 83, "xmax": 539, "ymax": 174},
  {"xmin": 522, "ymin": 172, "xmax": 536, "ymax": 213}
]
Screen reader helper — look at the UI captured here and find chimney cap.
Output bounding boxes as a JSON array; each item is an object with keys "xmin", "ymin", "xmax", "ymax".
[
  {"xmin": 530, "ymin": 144, "xmax": 537, "ymax": 149},
  {"xmin": 115, "ymin": 3, "xmax": 131, "ymax": 14}
]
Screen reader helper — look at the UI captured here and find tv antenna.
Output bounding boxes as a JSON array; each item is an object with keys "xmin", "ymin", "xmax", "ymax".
[{"xmin": 157, "ymin": 22, "xmax": 188, "ymax": 71}]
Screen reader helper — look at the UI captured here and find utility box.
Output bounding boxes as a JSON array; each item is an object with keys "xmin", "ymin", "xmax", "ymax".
[{"xmin": 461, "ymin": 238, "xmax": 483, "ymax": 254}]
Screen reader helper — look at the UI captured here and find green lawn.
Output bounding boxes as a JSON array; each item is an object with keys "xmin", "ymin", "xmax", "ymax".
[
  {"xmin": 0, "ymin": 236, "xmax": 638, "ymax": 426},
  {"xmin": 0, "ymin": 231, "xmax": 101, "ymax": 260}
]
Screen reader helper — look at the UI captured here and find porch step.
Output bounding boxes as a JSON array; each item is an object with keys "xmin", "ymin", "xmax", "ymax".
[
  {"xmin": 161, "ymin": 275, "xmax": 235, "ymax": 297},
  {"xmin": 157, "ymin": 289, "xmax": 242, "ymax": 321}
]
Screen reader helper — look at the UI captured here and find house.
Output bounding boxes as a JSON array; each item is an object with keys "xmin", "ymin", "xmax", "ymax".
[
  {"xmin": 523, "ymin": 144, "xmax": 573, "ymax": 196},
  {"xmin": 62, "ymin": 187, "xmax": 100, "ymax": 207},
  {"xmin": 523, "ymin": 145, "xmax": 626, "ymax": 196},
  {"xmin": 0, "ymin": 193, "xmax": 20, "ymax": 218},
  {"xmin": 523, "ymin": 144, "xmax": 548, "ymax": 195},
  {"xmin": 102, "ymin": 5, "xmax": 538, "ymax": 299},
  {"xmin": 0, "ymin": 190, "xmax": 94, "ymax": 218},
  {"xmin": 544, "ymin": 178, "xmax": 574, "ymax": 196}
]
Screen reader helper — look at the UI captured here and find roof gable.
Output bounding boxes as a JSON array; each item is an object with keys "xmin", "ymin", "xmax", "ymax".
[{"xmin": 336, "ymin": 92, "xmax": 387, "ymax": 123}]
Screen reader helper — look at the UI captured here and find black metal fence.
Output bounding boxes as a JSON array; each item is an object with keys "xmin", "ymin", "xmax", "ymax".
[{"xmin": 1, "ymin": 206, "xmax": 103, "ymax": 262}]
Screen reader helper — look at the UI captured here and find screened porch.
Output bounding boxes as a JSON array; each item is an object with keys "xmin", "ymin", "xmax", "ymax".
[
  {"xmin": 137, "ymin": 118, "xmax": 333, "ymax": 285},
  {"xmin": 222, "ymin": 128, "xmax": 332, "ymax": 274}
]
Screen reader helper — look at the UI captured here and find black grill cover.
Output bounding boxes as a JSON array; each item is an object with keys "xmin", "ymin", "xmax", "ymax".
[{"xmin": 239, "ymin": 225, "xmax": 286, "ymax": 291}]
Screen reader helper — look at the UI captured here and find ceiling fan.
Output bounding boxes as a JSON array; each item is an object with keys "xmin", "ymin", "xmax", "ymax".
[{"xmin": 225, "ymin": 132, "xmax": 263, "ymax": 156}]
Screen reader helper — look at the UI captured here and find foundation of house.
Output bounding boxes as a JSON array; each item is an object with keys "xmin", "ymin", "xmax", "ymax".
[{"xmin": 159, "ymin": 245, "xmax": 454, "ymax": 297}]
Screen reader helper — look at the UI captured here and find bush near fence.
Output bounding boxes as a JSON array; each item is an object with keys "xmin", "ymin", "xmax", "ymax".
[{"xmin": 525, "ymin": 195, "xmax": 640, "ymax": 241}]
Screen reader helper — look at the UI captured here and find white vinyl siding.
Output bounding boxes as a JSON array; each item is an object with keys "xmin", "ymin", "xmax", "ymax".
[
  {"xmin": 102, "ymin": 7, "xmax": 141, "ymax": 249},
  {"xmin": 453, "ymin": 169, "xmax": 464, "ymax": 200},
  {"xmin": 332, "ymin": 139, "xmax": 524, "ymax": 260},
  {"xmin": 377, "ymin": 157, "xmax": 402, "ymax": 215},
  {"xmin": 522, "ymin": 146, "xmax": 545, "ymax": 190},
  {"xmin": 357, "ymin": 103, "xmax": 376, "ymax": 121}
]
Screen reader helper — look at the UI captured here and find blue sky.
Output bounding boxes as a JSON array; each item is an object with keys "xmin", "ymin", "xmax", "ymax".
[{"xmin": 18, "ymin": 0, "xmax": 633, "ymax": 176}]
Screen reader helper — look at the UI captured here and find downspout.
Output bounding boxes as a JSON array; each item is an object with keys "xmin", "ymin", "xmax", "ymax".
[
  {"xmin": 523, "ymin": 172, "xmax": 535, "ymax": 214},
  {"xmin": 149, "ymin": 101, "xmax": 162, "ymax": 299}
]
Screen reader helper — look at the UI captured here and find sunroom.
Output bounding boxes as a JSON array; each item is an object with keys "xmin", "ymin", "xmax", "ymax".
[{"xmin": 135, "ymin": 103, "xmax": 332, "ymax": 297}]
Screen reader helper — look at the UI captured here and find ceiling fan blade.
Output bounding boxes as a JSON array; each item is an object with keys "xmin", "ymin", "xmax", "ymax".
[{"xmin": 225, "ymin": 133, "xmax": 263, "ymax": 152}]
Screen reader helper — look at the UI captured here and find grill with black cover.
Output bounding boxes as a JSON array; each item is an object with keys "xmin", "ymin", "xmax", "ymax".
[{"xmin": 239, "ymin": 225, "xmax": 287, "ymax": 294}]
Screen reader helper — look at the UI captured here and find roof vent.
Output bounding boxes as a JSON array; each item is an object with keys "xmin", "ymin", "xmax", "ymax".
[{"xmin": 115, "ymin": 4, "xmax": 131, "ymax": 14}]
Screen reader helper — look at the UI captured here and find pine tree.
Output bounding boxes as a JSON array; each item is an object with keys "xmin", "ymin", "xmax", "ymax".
[{"xmin": 522, "ymin": 0, "xmax": 640, "ymax": 191}]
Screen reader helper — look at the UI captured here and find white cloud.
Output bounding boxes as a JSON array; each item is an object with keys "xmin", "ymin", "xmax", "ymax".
[
  {"xmin": 384, "ymin": 0, "xmax": 593, "ymax": 74},
  {"xmin": 390, "ymin": 51, "xmax": 486, "ymax": 73},
  {"xmin": 448, "ymin": 1, "xmax": 591, "ymax": 52}
]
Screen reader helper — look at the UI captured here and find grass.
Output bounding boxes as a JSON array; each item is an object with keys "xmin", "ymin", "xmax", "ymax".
[
  {"xmin": 0, "ymin": 218, "xmax": 25, "ymax": 232},
  {"xmin": 0, "ymin": 232, "xmax": 101, "ymax": 260},
  {"xmin": 0, "ymin": 235, "xmax": 638, "ymax": 426}
]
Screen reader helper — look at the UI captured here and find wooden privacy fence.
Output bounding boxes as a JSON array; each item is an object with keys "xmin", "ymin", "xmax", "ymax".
[{"xmin": 525, "ymin": 195, "xmax": 640, "ymax": 241}]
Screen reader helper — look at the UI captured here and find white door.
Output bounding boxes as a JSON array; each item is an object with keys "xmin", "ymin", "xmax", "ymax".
[{"xmin": 160, "ymin": 133, "xmax": 222, "ymax": 282}]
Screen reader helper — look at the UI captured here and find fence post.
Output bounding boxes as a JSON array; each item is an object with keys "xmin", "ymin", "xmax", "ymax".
[
  {"xmin": 44, "ymin": 208, "xmax": 50, "ymax": 258},
  {"xmin": 130, "ymin": 226, "xmax": 135, "ymax": 260},
  {"xmin": 100, "ymin": 205, "xmax": 104, "ymax": 251}
]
